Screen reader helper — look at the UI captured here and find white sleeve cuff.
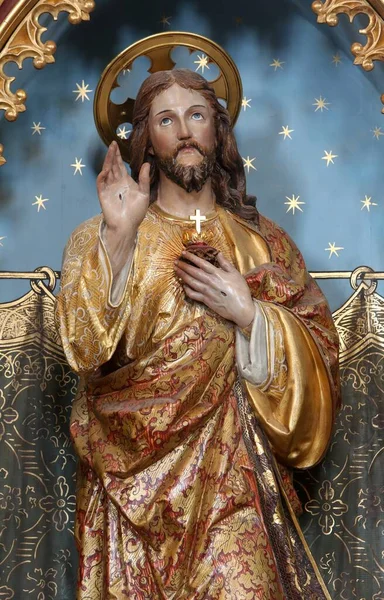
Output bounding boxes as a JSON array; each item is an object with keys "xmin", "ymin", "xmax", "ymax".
[
  {"xmin": 98, "ymin": 220, "xmax": 136, "ymax": 308},
  {"xmin": 235, "ymin": 300, "xmax": 274, "ymax": 389}
]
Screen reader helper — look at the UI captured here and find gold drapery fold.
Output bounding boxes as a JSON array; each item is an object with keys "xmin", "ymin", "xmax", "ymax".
[
  {"xmin": 243, "ymin": 303, "xmax": 333, "ymax": 468},
  {"xmin": 219, "ymin": 208, "xmax": 340, "ymax": 468}
]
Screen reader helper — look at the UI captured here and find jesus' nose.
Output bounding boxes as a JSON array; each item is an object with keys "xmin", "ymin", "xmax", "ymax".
[{"xmin": 177, "ymin": 120, "xmax": 193, "ymax": 140}]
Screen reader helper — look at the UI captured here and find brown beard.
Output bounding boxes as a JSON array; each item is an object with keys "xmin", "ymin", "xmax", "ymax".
[{"xmin": 154, "ymin": 142, "xmax": 216, "ymax": 193}]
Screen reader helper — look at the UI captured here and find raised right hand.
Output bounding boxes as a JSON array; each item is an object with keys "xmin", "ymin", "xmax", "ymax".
[{"xmin": 96, "ymin": 141, "xmax": 150, "ymax": 236}]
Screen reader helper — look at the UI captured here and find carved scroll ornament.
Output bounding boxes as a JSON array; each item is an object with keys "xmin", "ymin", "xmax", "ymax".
[
  {"xmin": 0, "ymin": 0, "xmax": 94, "ymax": 165},
  {"xmin": 312, "ymin": 0, "xmax": 384, "ymax": 110},
  {"xmin": 0, "ymin": 143, "xmax": 5, "ymax": 165}
]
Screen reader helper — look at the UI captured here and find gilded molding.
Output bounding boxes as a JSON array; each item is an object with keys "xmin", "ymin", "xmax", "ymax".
[
  {"xmin": 0, "ymin": 144, "xmax": 5, "ymax": 166},
  {"xmin": 0, "ymin": 0, "xmax": 94, "ymax": 166},
  {"xmin": 0, "ymin": 0, "xmax": 94, "ymax": 122},
  {"xmin": 312, "ymin": 0, "xmax": 384, "ymax": 72}
]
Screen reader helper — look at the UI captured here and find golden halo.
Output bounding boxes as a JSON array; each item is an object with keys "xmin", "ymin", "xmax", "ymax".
[{"xmin": 93, "ymin": 31, "xmax": 243, "ymax": 163}]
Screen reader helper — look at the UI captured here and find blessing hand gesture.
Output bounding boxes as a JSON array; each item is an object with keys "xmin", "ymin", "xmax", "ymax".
[{"xmin": 96, "ymin": 141, "xmax": 150, "ymax": 237}]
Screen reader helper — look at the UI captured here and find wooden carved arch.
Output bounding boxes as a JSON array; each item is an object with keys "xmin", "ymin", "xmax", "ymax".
[{"xmin": 1, "ymin": 0, "xmax": 384, "ymax": 166}]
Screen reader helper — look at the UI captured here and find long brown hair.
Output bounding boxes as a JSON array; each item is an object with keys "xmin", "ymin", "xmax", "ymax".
[{"xmin": 126, "ymin": 69, "xmax": 258, "ymax": 224}]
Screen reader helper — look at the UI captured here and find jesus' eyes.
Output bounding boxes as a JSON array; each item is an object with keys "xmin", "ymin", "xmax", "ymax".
[{"xmin": 160, "ymin": 112, "xmax": 204, "ymax": 127}]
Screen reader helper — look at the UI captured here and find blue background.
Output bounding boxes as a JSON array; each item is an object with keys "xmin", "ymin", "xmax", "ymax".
[{"xmin": 0, "ymin": 0, "xmax": 383, "ymax": 310}]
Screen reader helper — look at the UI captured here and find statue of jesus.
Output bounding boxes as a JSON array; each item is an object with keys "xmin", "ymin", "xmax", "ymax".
[{"xmin": 56, "ymin": 68, "xmax": 339, "ymax": 599}]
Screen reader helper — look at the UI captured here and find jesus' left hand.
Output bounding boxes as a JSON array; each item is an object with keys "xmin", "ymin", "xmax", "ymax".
[{"xmin": 174, "ymin": 251, "xmax": 255, "ymax": 329}]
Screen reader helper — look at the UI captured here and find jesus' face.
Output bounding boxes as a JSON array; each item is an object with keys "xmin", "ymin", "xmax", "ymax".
[{"xmin": 148, "ymin": 83, "xmax": 217, "ymax": 193}]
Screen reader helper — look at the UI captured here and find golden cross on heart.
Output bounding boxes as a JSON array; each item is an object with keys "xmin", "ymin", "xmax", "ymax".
[{"xmin": 189, "ymin": 209, "xmax": 206, "ymax": 234}]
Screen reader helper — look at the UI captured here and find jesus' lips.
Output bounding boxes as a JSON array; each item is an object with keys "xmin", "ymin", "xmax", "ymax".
[
  {"xmin": 179, "ymin": 148, "xmax": 197, "ymax": 154},
  {"xmin": 176, "ymin": 143, "xmax": 204, "ymax": 158}
]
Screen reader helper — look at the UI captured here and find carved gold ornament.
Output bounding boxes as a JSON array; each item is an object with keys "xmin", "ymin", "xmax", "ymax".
[
  {"xmin": 93, "ymin": 32, "xmax": 243, "ymax": 162},
  {"xmin": 312, "ymin": 0, "xmax": 384, "ymax": 110},
  {"xmin": 0, "ymin": 143, "xmax": 5, "ymax": 166},
  {"xmin": 0, "ymin": 0, "xmax": 95, "ymax": 165}
]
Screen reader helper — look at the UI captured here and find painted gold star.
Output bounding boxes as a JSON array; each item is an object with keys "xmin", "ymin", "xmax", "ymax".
[
  {"xmin": 117, "ymin": 126, "xmax": 131, "ymax": 140},
  {"xmin": 73, "ymin": 80, "xmax": 93, "ymax": 102},
  {"xmin": 279, "ymin": 125, "xmax": 294, "ymax": 140},
  {"xmin": 322, "ymin": 150, "xmax": 338, "ymax": 166},
  {"xmin": 325, "ymin": 242, "xmax": 344, "ymax": 258},
  {"xmin": 285, "ymin": 195, "xmax": 304, "ymax": 214},
  {"xmin": 71, "ymin": 158, "xmax": 86, "ymax": 175},
  {"xmin": 235, "ymin": 16, "xmax": 243, "ymax": 26},
  {"xmin": 332, "ymin": 53, "xmax": 342, "ymax": 66},
  {"xmin": 372, "ymin": 127, "xmax": 384, "ymax": 140},
  {"xmin": 241, "ymin": 97, "xmax": 252, "ymax": 111},
  {"xmin": 32, "ymin": 195, "xmax": 49, "ymax": 212},
  {"xmin": 313, "ymin": 96, "xmax": 331, "ymax": 112},
  {"xmin": 0, "ymin": 236, "xmax": 6, "ymax": 247},
  {"xmin": 270, "ymin": 58, "xmax": 284, "ymax": 71},
  {"xmin": 361, "ymin": 195, "xmax": 377, "ymax": 211},
  {"xmin": 31, "ymin": 122, "xmax": 45, "ymax": 135},
  {"xmin": 194, "ymin": 54, "xmax": 210, "ymax": 73},
  {"xmin": 160, "ymin": 15, "xmax": 171, "ymax": 26},
  {"xmin": 242, "ymin": 156, "xmax": 257, "ymax": 172}
]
